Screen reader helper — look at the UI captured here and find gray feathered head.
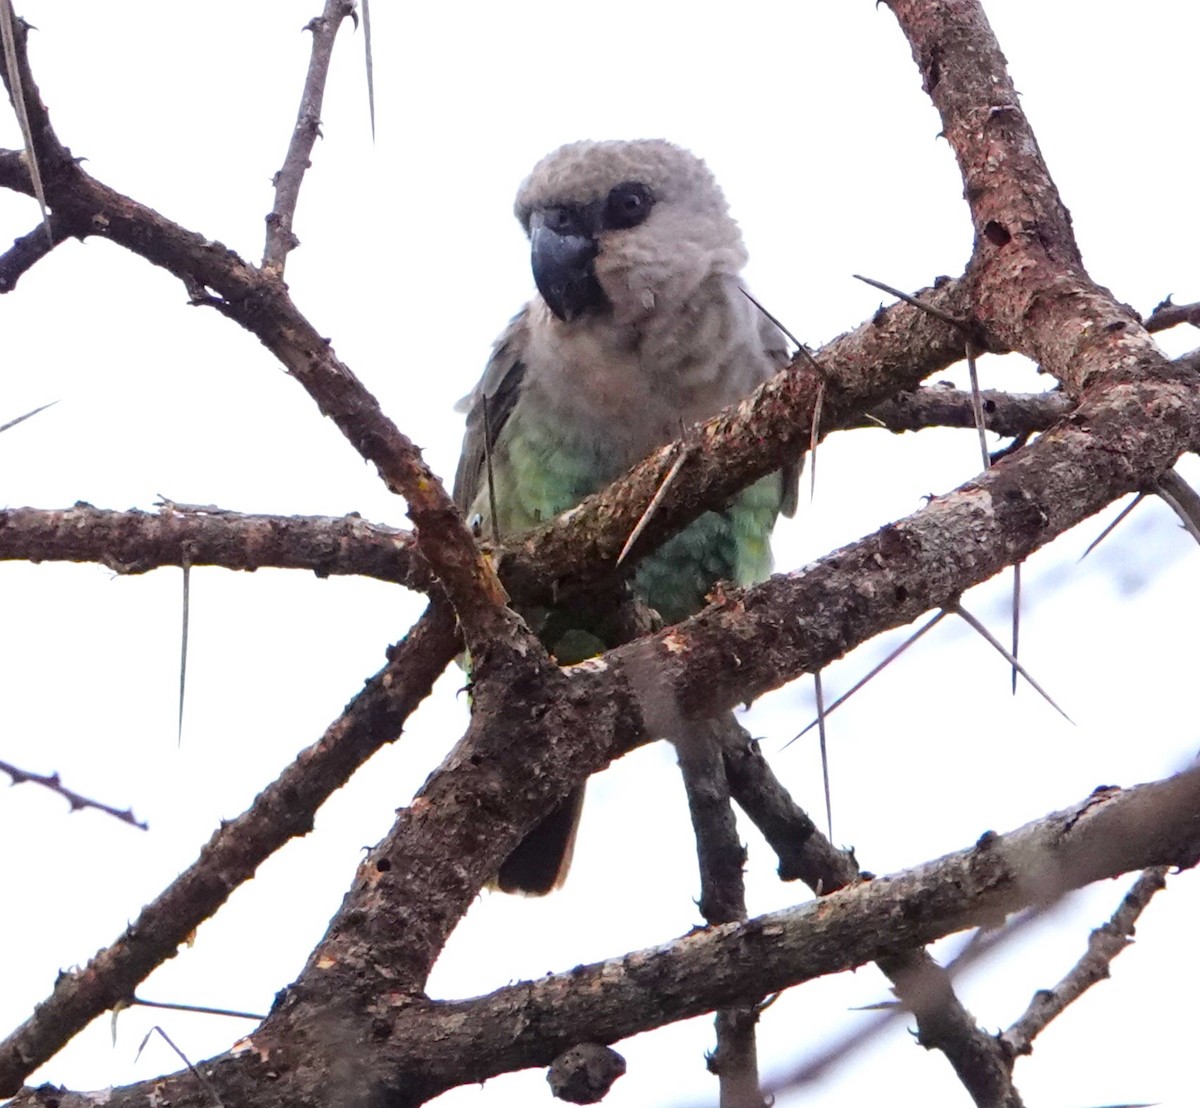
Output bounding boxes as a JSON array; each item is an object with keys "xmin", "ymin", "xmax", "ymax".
[{"xmin": 513, "ymin": 140, "xmax": 748, "ymax": 325}]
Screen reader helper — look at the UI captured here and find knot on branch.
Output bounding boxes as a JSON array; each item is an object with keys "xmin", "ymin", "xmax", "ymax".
[{"xmin": 546, "ymin": 1042, "xmax": 627, "ymax": 1104}]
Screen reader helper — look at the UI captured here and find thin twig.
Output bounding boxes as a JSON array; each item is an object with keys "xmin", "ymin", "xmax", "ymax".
[
  {"xmin": 262, "ymin": 0, "xmax": 357, "ymax": 272},
  {"xmin": 0, "ymin": 757, "xmax": 147, "ymax": 829},
  {"xmin": 1002, "ymin": 867, "xmax": 1170, "ymax": 1057},
  {"xmin": 809, "ymin": 376, "xmax": 825, "ymax": 502},
  {"xmin": 1011, "ymin": 561, "xmax": 1021, "ymax": 695},
  {"xmin": 0, "ymin": 602, "xmax": 458, "ymax": 1088},
  {"xmin": 738, "ymin": 286, "xmax": 806, "ymax": 353},
  {"xmin": 964, "ymin": 338, "xmax": 1024, "ymax": 695},
  {"xmin": 739, "ymin": 287, "xmax": 824, "ymax": 500},
  {"xmin": 965, "ymin": 341, "xmax": 991, "ymax": 471}
]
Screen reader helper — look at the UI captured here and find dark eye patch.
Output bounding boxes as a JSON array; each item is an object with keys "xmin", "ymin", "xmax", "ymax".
[{"xmin": 602, "ymin": 182, "xmax": 655, "ymax": 231}]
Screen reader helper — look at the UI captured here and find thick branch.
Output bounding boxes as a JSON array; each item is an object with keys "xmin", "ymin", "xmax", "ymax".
[
  {"xmin": 14, "ymin": 765, "xmax": 1200, "ymax": 1108},
  {"xmin": 0, "ymin": 503, "xmax": 431, "ymax": 589},
  {"xmin": 504, "ymin": 278, "xmax": 978, "ymax": 609},
  {"xmin": 885, "ymin": 0, "xmax": 1156, "ymax": 397},
  {"xmin": 225, "ymin": 328, "xmax": 1199, "ymax": 1079},
  {"xmin": 1, "ymin": 7, "xmax": 1196, "ymax": 1106},
  {"xmin": 0, "ymin": 27, "xmax": 510, "ymax": 653},
  {"xmin": 0, "ymin": 602, "xmax": 457, "ymax": 1097},
  {"xmin": 718, "ymin": 723, "xmax": 1020, "ymax": 1107},
  {"xmin": 0, "ymin": 16, "xmax": 74, "ymax": 182},
  {"xmin": 609, "ymin": 366, "xmax": 1197, "ymax": 729},
  {"xmin": 863, "ymin": 386, "xmax": 1070, "ymax": 438}
]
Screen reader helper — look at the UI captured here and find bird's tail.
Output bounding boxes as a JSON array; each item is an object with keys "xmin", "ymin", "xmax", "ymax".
[{"xmin": 493, "ymin": 784, "xmax": 586, "ymax": 896}]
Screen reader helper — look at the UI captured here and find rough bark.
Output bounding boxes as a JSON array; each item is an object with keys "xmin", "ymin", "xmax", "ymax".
[{"xmin": 2, "ymin": 1, "xmax": 1198, "ymax": 1106}]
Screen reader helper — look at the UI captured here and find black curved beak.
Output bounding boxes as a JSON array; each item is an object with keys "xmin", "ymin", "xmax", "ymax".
[{"xmin": 530, "ymin": 217, "xmax": 606, "ymax": 322}]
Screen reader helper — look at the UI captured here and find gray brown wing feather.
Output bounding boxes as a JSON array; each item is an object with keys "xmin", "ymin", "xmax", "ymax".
[
  {"xmin": 452, "ymin": 307, "xmax": 531, "ymax": 514},
  {"xmin": 756, "ymin": 307, "xmax": 802, "ymax": 519}
]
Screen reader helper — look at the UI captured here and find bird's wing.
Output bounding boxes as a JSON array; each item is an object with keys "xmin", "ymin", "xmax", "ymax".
[
  {"xmin": 452, "ymin": 307, "xmax": 531, "ymax": 516},
  {"xmin": 755, "ymin": 305, "xmax": 802, "ymax": 519}
]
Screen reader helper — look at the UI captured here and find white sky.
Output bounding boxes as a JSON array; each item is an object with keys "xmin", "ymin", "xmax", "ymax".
[{"xmin": 1, "ymin": 3, "xmax": 1198, "ymax": 1106}]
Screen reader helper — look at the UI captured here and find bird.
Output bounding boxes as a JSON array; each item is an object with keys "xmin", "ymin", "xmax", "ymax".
[{"xmin": 453, "ymin": 139, "xmax": 797, "ymax": 894}]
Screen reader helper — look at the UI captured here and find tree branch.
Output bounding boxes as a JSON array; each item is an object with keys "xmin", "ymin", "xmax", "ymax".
[
  {"xmin": 0, "ymin": 503, "xmax": 432, "ymax": 589},
  {"xmin": 262, "ymin": 0, "xmax": 356, "ymax": 274},
  {"xmin": 12, "ymin": 765, "xmax": 1200, "ymax": 1107},
  {"xmin": 861, "ymin": 386, "xmax": 1070, "ymax": 438},
  {"xmin": 3, "ymin": 4, "xmax": 1197, "ymax": 1105},
  {"xmin": 1001, "ymin": 866, "xmax": 1170, "ymax": 1057},
  {"xmin": 151, "ymin": 309, "xmax": 1194, "ymax": 1106},
  {"xmin": 885, "ymin": 0, "xmax": 1157, "ymax": 398},
  {"xmin": 609, "ymin": 368, "xmax": 1197, "ymax": 731},
  {"xmin": 0, "ymin": 23, "xmax": 511, "ymax": 656},
  {"xmin": 0, "ymin": 758, "xmax": 146, "ymax": 829},
  {"xmin": 504, "ymin": 278, "xmax": 978, "ymax": 609},
  {"xmin": 1146, "ymin": 298, "xmax": 1200, "ymax": 334},
  {"xmin": 676, "ymin": 717, "xmax": 763, "ymax": 1108},
  {"xmin": 0, "ymin": 601, "xmax": 457, "ymax": 1096},
  {"xmin": 0, "ymin": 212, "xmax": 74, "ymax": 291},
  {"xmin": 719, "ymin": 724, "xmax": 858, "ymax": 890},
  {"xmin": 0, "ymin": 14, "xmax": 74, "ymax": 183},
  {"xmin": 717, "ymin": 722, "xmax": 1021, "ymax": 1107}
]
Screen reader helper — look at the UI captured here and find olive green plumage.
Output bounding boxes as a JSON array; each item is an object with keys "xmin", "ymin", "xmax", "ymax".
[{"xmin": 454, "ymin": 140, "xmax": 796, "ymax": 894}]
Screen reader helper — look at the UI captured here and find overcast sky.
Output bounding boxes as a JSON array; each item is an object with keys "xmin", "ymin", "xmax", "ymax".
[{"xmin": 2, "ymin": 3, "xmax": 1199, "ymax": 1106}]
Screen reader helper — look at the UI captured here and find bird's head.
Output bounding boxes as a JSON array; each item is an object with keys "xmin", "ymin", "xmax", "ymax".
[{"xmin": 514, "ymin": 139, "xmax": 748, "ymax": 326}]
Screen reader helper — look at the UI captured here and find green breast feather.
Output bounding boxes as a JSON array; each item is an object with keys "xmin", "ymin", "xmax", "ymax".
[{"xmin": 486, "ymin": 406, "xmax": 783, "ymax": 653}]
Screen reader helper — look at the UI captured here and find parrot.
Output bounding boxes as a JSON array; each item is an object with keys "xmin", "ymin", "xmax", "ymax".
[{"xmin": 453, "ymin": 139, "xmax": 797, "ymax": 895}]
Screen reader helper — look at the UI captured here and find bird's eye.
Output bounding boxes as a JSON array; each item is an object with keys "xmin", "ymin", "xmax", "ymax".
[{"xmin": 603, "ymin": 182, "xmax": 655, "ymax": 230}]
